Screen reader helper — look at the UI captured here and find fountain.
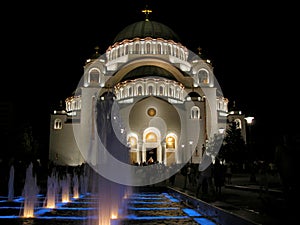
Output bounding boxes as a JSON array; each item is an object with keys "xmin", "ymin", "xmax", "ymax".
[
  {"xmin": 44, "ymin": 171, "xmax": 58, "ymax": 208},
  {"xmin": 20, "ymin": 162, "xmax": 39, "ymax": 218},
  {"xmin": 72, "ymin": 173, "xmax": 79, "ymax": 199},
  {"xmin": 7, "ymin": 165, "xmax": 14, "ymax": 202},
  {"xmin": 61, "ymin": 173, "xmax": 71, "ymax": 203},
  {"xmin": 0, "ymin": 161, "xmax": 257, "ymax": 225},
  {"xmin": 91, "ymin": 91, "xmax": 132, "ymax": 225}
]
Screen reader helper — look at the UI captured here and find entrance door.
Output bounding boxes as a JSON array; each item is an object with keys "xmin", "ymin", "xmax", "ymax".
[{"xmin": 146, "ymin": 148, "xmax": 157, "ymax": 164}]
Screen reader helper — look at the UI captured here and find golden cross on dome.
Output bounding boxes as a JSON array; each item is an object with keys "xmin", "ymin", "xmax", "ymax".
[
  {"xmin": 197, "ymin": 47, "xmax": 202, "ymax": 55},
  {"xmin": 94, "ymin": 46, "xmax": 99, "ymax": 54},
  {"xmin": 142, "ymin": 5, "xmax": 152, "ymax": 21}
]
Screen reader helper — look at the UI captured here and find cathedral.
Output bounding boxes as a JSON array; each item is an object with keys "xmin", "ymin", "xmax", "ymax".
[{"xmin": 48, "ymin": 10, "xmax": 243, "ymax": 167}]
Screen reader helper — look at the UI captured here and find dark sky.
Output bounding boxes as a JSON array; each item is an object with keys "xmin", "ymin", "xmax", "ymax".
[{"xmin": 1, "ymin": 1, "xmax": 298, "ymax": 150}]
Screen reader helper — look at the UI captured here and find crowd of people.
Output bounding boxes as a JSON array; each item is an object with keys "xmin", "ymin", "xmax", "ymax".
[
  {"xmin": 170, "ymin": 156, "xmax": 233, "ymax": 201},
  {"xmin": 167, "ymin": 154, "xmax": 291, "ymax": 203}
]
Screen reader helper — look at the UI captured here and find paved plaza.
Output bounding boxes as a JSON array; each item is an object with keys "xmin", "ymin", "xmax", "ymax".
[{"xmin": 169, "ymin": 171, "xmax": 297, "ymax": 225}]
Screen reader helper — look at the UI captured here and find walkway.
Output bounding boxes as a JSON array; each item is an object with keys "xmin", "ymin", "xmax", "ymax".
[{"xmin": 167, "ymin": 172, "xmax": 297, "ymax": 225}]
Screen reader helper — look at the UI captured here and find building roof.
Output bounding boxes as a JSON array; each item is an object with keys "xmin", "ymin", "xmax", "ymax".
[{"xmin": 113, "ymin": 20, "xmax": 181, "ymax": 44}]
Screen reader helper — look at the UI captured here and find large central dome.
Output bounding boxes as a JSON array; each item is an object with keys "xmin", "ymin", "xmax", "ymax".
[{"xmin": 113, "ymin": 20, "xmax": 181, "ymax": 43}]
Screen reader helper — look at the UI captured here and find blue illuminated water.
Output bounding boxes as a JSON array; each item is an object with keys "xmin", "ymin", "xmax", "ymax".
[{"xmin": 0, "ymin": 190, "xmax": 218, "ymax": 225}]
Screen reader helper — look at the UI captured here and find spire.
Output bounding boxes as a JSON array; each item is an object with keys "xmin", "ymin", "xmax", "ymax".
[
  {"xmin": 142, "ymin": 5, "xmax": 152, "ymax": 21},
  {"xmin": 85, "ymin": 46, "xmax": 101, "ymax": 65},
  {"xmin": 197, "ymin": 46, "xmax": 212, "ymax": 65},
  {"xmin": 230, "ymin": 100, "xmax": 239, "ymax": 113}
]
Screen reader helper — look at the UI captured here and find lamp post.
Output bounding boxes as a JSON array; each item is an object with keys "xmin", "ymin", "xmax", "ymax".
[
  {"xmin": 245, "ymin": 116, "xmax": 255, "ymax": 182},
  {"xmin": 245, "ymin": 116, "xmax": 254, "ymax": 148},
  {"xmin": 245, "ymin": 116, "xmax": 254, "ymax": 128},
  {"xmin": 181, "ymin": 144, "xmax": 185, "ymax": 164},
  {"xmin": 189, "ymin": 141, "xmax": 193, "ymax": 163}
]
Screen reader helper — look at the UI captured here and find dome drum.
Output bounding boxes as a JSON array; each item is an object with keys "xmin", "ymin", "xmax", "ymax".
[
  {"xmin": 115, "ymin": 77, "xmax": 185, "ymax": 103},
  {"xmin": 106, "ymin": 37, "xmax": 188, "ymax": 71}
]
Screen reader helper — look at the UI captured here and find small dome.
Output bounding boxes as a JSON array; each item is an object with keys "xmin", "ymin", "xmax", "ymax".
[{"xmin": 113, "ymin": 20, "xmax": 181, "ymax": 43}]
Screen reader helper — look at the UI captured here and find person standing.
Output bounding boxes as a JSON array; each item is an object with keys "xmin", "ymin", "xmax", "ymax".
[
  {"xmin": 258, "ymin": 160, "xmax": 269, "ymax": 198},
  {"xmin": 186, "ymin": 163, "xmax": 192, "ymax": 187},
  {"xmin": 213, "ymin": 158, "xmax": 225, "ymax": 198},
  {"xmin": 225, "ymin": 162, "xmax": 232, "ymax": 184},
  {"xmin": 196, "ymin": 156, "xmax": 214, "ymax": 198}
]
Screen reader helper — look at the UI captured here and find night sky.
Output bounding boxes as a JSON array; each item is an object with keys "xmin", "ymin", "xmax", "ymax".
[{"xmin": 1, "ymin": 1, "xmax": 298, "ymax": 156}]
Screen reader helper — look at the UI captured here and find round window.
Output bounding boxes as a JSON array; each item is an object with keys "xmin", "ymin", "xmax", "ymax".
[{"xmin": 147, "ymin": 108, "xmax": 156, "ymax": 117}]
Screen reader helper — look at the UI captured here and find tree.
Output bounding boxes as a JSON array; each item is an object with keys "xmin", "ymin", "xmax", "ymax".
[
  {"xmin": 219, "ymin": 121, "xmax": 247, "ymax": 165},
  {"xmin": 15, "ymin": 121, "xmax": 39, "ymax": 162}
]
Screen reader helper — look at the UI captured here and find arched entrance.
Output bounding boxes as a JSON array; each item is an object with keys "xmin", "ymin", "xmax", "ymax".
[
  {"xmin": 142, "ymin": 127, "xmax": 162, "ymax": 164},
  {"xmin": 146, "ymin": 147, "xmax": 157, "ymax": 163}
]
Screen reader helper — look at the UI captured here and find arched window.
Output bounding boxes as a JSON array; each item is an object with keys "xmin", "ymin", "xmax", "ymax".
[
  {"xmin": 180, "ymin": 49, "xmax": 184, "ymax": 60},
  {"xmin": 113, "ymin": 49, "xmax": 117, "ymax": 59},
  {"xmin": 134, "ymin": 43, "xmax": 139, "ymax": 53},
  {"xmin": 137, "ymin": 85, "xmax": 143, "ymax": 95},
  {"xmin": 54, "ymin": 118, "xmax": 62, "ymax": 130},
  {"xmin": 146, "ymin": 43, "xmax": 151, "ymax": 54},
  {"xmin": 128, "ymin": 87, "xmax": 133, "ymax": 96},
  {"xmin": 167, "ymin": 45, "xmax": 171, "ymax": 55},
  {"xmin": 169, "ymin": 87, "xmax": 174, "ymax": 97},
  {"xmin": 159, "ymin": 86, "xmax": 164, "ymax": 95},
  {"xmin": 89, "ymin": 69, "xmax": 100, "ymax": 83},
  {"xmin": 125, "ymin": 45, "xmax": 129, "ymax": 55},
  {"xmin": 128, "ymin": 136, "xmax": 137, "ymax": 149},
  {"xmin": 166, "ymin": 136, "xmax": 175, "ymax": 149},
  {"xmin": 66, "ymin": 101, "xmax": 71, "ymax": 111},
  {"xmin": 157, "ymin": 44, "xmax": 162, "ymax": 54},
  {"xmin": 198, "ymin": 70, "xmax": 209, "ymax": 84},
  {"xmin": 148, "ymin": 85, "xmax": 154, "ymax": 95},
  {"xmin": 234, "ymin": 119, "xmax": 242, "ymax": 129},
  {"xmin": 176, "ymin": 87, "xmax": 181, "ymax": 98},
  {"xmin": 191, "ymin": 106, "xmax": 200, "ymax": 119},
  {"xmin": 146, "ymin": 132, "xmax": 157, "ymax": 142},
  {"xmin": 118, "ymin": 46, "xmax": 121, "ymax": 57}
]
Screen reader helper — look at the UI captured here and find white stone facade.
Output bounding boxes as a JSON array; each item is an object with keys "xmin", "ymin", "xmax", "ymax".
[{"xmin": 49, "ymin": 21, "xmax": 229, "ymax": 166}]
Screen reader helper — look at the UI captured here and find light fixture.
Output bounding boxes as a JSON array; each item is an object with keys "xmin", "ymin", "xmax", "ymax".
[
  {"xmin": 219, "ymin": 128, "xmax": 225, "ymax": 134},
  {"xmin": 245, "ymin": 116, "xmax": 254, "ymax": 124}
]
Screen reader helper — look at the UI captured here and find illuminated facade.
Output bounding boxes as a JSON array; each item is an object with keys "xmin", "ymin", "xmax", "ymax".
[{"xmin": 49, "ymin": 17, "xmax": 231, "ymax": 166}]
